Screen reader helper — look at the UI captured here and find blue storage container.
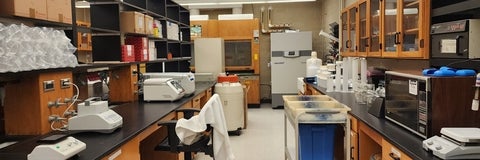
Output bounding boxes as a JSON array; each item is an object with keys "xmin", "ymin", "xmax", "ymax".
[{"xmin": 298, "ymin": 124, "xmax": 337, "ymax": 160}]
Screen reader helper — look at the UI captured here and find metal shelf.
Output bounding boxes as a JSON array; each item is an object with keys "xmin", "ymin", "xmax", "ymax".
[{"xmin": 432, "ymin": 0, "xmax": 480, "ymax": 17}]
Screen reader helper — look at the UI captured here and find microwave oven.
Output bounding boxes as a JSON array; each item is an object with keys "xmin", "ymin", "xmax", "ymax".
[
  {"xmin": 384, "ymin": 71, "xmax": 479, "ymax": 139},
  {"xmin": 431, "ymin": 19, "xmax": 480, "ymax": 59}
]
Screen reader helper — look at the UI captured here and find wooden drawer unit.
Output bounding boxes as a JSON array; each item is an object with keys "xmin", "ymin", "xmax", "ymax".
[
  {"xmin": 192, "ymin": 92, "xmax": 205, "ymax": 109},
  {"xmin": 200, "ymin": 87, "xmax": 213, "ymax": 107},
  {"xmin": 382, "ymin": 139, "xmax": 413, "ymax": 160}
]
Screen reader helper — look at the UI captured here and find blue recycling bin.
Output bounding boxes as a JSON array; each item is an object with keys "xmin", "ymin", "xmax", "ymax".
[{"xmin": 298, "ymin": 124, "xmax": 337, "ymax": 160}]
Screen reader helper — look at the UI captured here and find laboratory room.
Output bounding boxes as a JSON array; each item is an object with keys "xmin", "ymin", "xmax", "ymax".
[{"xmin": 1, "ymin": 0, "xmax": 480, "ymax": 160}]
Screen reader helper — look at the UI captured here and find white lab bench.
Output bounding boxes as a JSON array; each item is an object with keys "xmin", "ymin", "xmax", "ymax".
[{"xmin": 283, "ymin": 95, "xmax": 351, "ymax": 160}]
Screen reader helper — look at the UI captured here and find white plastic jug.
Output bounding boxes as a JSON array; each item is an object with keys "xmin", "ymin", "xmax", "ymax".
[{"xmin": 306, "ymin": 51, "xmax": 322, "ymax": 77}]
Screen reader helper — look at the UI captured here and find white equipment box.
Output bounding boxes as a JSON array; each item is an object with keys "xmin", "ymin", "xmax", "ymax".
[
  {"xmin": 423, "ymin": 128, "xmax": 480, "ymax": 159},
  {"xmin": 68, "ymin": 100, "xmax": 123, "ymax": 133},
  {"xmin": 28, "ymin": 136, "xmax": 86, "ymax": 160},
  {"xmin": 143, "ymin": 72, "xmax": 195, "ymax": 96},
  {"xmin": 143, "ymin": 78, "xmax": 185, "ymax": 101}
]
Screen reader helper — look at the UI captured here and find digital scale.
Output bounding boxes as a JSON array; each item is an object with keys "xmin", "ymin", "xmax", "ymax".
[
  {"xmin": 423, "ymin": 128, "xmax": 480, "ymax": 159},
  {"xmin": 28, "ymin": 136, "xmax": 86, "ymax": 160}
]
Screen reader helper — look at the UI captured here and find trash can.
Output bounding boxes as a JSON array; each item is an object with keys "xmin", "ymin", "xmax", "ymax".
[{"xmin": 298, "ymin": 124, "xmax": 337, "ymax": 160}]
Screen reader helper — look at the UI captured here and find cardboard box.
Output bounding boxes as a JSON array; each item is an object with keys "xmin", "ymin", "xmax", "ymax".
[
  {"xmin": 120, "ymin": 11, "xmax": 145, "ymax": 34},
  {"xmin": 0, "ymin": 0, "xmax": 47, "ymax": 20},
  {"xmin": 125, "ymin": 37, "xmax": 149, "ymax": 61},
  {"xmin": 144, "ymin": 15, "xmax": 154, "ymax": 35},
  {"xmin": 47, "ymin": 0, "xmax": 72, "ymax": 24}
]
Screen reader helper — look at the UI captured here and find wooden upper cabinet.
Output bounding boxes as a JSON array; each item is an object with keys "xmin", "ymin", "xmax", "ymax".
[
  {"xmin": 217, "ymin": 20, "xmax": 256, "ymax": 40},
  {"xmin": 341, "ymin": 0, "xmax": 429, "ymax": 59},
  {"xmin": 368, "ymin": 0, "xmax": 382, "ymax": 57},
  {"xmin": 382, "ymin": 0, "xmax": 429, "ymax": 59},
  {"xmin": 191, "ymin": 20, "xmax": 218, "ymax": 39},
  {"xmin": 358, "ymin": 0, "xmax": 368, "ymax": 57},
  {"xmin": 341, "ymin": 3, "xmax": 358, "ymax": 57}
]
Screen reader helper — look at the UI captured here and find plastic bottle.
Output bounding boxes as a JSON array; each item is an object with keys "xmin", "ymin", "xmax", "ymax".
[{"xmin": 306, "ymin": 51, "xmax": 322, "ymax": 77}]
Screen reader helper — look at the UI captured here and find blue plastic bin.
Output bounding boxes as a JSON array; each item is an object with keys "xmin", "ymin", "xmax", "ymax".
[{"xmin": 298, "ymin": 124, "xmax": 337, "ymax": 160}]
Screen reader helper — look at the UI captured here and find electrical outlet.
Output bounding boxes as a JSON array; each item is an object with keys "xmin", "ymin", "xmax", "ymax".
[
  {"xmin": 60, "ymin": 78, "xmax": 71, "ymax": 89},
  {"xmin": 43, "ymin": 80, "xmax": 55, "ymax": 92}
]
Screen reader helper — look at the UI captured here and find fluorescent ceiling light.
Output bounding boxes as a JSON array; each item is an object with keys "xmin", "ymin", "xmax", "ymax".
[
  {"xmin": 75, "ymin": 0, "xmax": 90, "ymax": 8},
  {"xmin": 179, "ymin": 0, "xmax": 316, "ymax": 6}
]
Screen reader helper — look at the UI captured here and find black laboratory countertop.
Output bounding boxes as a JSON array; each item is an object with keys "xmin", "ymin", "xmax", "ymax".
[
  {"xmin": 0, "ymin": 81, "xmax": 216, "ymax": 160},
  {"xmin": 307, "ymin": 83, "xmax": 439, "ymax": 160}
]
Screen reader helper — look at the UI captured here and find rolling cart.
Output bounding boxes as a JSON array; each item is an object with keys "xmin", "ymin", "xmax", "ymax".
[{"xmin": 283, "ymin": 95, "xmax": 351, "ymax": 160}]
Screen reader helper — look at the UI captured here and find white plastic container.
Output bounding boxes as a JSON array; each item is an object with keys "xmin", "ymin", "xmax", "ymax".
[
  {"xmin": 215, "ymin": 82, "xmax": 244, "ymax": 132},
  {"xmin": 306, "ymin": 51, "xmax": 322, "ymax": 77}
]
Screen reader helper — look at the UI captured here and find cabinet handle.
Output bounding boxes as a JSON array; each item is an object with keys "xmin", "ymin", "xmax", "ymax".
[
  {"xmin": 346, "ymin": 40, "xmax": 351, "ymax": 48},
  {"xmin": 456, "ymin": 35, "xmax": 463, "ymax": 55},
  {"xmin": 389, "ymin": 153, "xmax": 400, "ymax": 160},
  {"xmin": 394, "ymin": 32, "xmax": 401, "ymax": 45},
  {"xmin": 365, "ymin": 37, "xmax": 370, "ymax": 47},
  {"xmin": 350, "ymin": 146, "xmax": 354, "ymax": 160}
]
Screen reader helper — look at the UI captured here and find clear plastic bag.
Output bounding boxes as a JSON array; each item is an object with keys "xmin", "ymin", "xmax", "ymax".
[{"xmin": 0, "ymin": 23, "xmax": 78, "ymax": 73}]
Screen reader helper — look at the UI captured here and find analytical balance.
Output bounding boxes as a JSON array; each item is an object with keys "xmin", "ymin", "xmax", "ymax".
[{"xmin": 423, "ymin": 127, "xmax": 480, "ymax": 159}]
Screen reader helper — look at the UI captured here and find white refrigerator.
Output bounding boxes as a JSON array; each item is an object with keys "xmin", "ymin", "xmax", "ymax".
[{"xmin": 270, "ymin": 32, "xmax": 312, "ymax": 108}]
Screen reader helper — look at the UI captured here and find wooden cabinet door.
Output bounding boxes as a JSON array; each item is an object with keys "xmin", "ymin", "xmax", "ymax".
[
  {"xmin": 350, "ymin": 130, "xmax": 359, "ymax": 160},
  {"xmin": 397, "ymin": 0, "xmax": 428, "ymax": 58},
  {"xmin": 341, "ymin": 3, "xmax": 359, "ymax": 57},
  {"xmin": 381, "ymin": 0, "xmax": 400, "ymax": 58},
  {"xmin": 358, "ymin": 0, "xmax": 368, "ymax": 57},
  {"xmin": 382, "ymin": 139, "xmax": 413, "ymax": 160},
  {"xmin": 368, "ymin": 0, "xmax": 382, "ymax": 57},
  {"xmin": 382, "ymin": 0, "xmax": 428, "ymax": 58}
]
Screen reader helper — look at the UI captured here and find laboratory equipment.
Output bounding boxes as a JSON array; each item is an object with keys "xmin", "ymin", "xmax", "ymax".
[
  {"xmin": 283, "ymin": 95, "xmax": 351, "ymax": 160},
  {"xmin": 306, "ymin": 51, "xmax": 322, "ymax": 78},
  {"xmin": 215, "ymin": 80, "xmax": 244, "ymax": 135},
  {"xmin": 143, "ymin": 78, "xmax": 185, "ymax": 101},
  {"xmin": 423, "ymin": 128, "xmax": 480, "ymax": 159},
  {"xmin": 27, "ymin": 136, "xmax": 86, "ymax": 160},
  {"xmin": 270, "ymin": 31, "xmax": 312, "ymax": 108},
  {"xmin": 143, "ymin": 72, "xmax": 195, "ymax": 96},
  {"xmin": 68, "ymin": 99, "xmax": 123, "ymax": 133}
]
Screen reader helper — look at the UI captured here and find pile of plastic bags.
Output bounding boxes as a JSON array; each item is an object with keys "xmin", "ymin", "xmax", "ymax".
[{"xmin": 0, "ymin": 23, "xmax": 78, "ymax": 73}]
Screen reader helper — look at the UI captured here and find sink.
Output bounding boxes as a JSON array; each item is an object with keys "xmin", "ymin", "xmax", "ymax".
[{"xmin": 282, "ymin": 95, "xmax": 334, "ymax": 102}]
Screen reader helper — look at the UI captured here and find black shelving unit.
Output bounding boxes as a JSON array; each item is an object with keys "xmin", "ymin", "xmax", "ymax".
[{"xmin": 88, "ymin": 0, "xmax": 191, "ymax": 73}]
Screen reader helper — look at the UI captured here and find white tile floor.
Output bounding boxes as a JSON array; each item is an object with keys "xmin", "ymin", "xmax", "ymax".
[{"xmin": 229, "ymin": 103, "xmax": 285, "ymax": 160}]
